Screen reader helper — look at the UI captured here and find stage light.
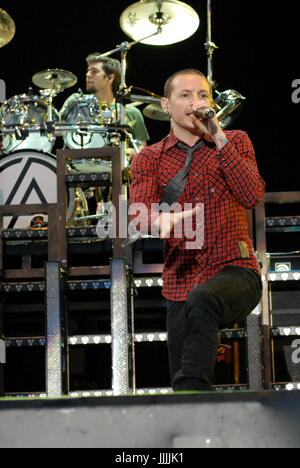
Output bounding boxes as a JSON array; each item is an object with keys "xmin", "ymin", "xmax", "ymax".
[
  {"xmin": 268, "ymin": 271, "xmax": 300, "ymax": 282},
  {"xmin": 135, "ymin": 334, "xmax": 144, "ymax": 343},
  {"xmin": 269, "ymin": 273, "xmax": 277, "ymax": 282},
  {"xmin": 93, "ymin": 336, "xmax": 101, "ymax": 345},
  {"xmin": 159, "ymin": 333, "xmax": 167, "ymax": 341},
  {"xmin": 286, "ymin": 383, "xmax": 295, "ymax": 391},
  {"xmin": 105, "ymin": 335, "xmax": 112, "ymax": 344},
  {"xmin": 133, "ymin": 277, "xmax": 163, "ymax": 288}
]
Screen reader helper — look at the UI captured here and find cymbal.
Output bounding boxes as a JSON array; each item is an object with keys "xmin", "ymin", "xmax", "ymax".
[
  {"xmin": 120, "ymin": 0, "xmax": 200, "ymax": 46},
  {"xmin": 126, "ymin": 101, "xmax": 143, "ymax": 108},
  {"xmin": 0, "ymin": 9, "xmax": 16, "ymax": 48},
  {"xmin": 143, "ymin": 103, "xmax": 170, "ymax": 121},
  {"xmin": 32, "ymin": 69, "xmax": 78, "ymax": 91}
]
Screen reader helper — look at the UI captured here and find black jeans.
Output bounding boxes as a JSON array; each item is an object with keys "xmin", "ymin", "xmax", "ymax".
[{"xmin": 167, "ymin": 266, "xmax": 262, "ymax": 391}]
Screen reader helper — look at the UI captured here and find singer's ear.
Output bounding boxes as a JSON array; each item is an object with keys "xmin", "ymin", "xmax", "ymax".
[{"xmin": 161, "ymin": 97, "xmax": 169, "ymax": 113}]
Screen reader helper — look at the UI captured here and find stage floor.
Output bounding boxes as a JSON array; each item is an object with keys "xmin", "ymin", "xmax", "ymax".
[{"xmin": 0, "ymin": 390, "xmax": 300, "ymax": 448}]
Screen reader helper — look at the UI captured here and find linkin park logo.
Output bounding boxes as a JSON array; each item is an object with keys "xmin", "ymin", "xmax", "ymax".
[{"xmin": 0, "ymin": 151, "xmax": 57, "ymax": 229}]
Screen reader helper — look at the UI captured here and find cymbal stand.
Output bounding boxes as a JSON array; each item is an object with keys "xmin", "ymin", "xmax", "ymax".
[
  {"xmin": 95, "ymin": 29, "xmax": 162, "ymax": 173},
  {"xmin": 40, "ymin": 88, "xmax": 59, "ymax": 144},
  {"xmin": 126, "ymin": 131, "xmax": 141, "ymax": 155},
  {"xmin": 204, "ymin": 0, "xmax": 246, "ymax": 128},
  {"xmin": 204, "ymin": 0, "xmax": 218, "ymax": 89}
]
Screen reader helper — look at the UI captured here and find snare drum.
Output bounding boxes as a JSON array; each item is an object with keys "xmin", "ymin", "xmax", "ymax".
[
  {"xmin": 0, "ymin": 93, "xmax": 59, "ymax": 153},
  {"xmin": 61, "ymin": 93, "xmax": 110, "ymax": 150}
]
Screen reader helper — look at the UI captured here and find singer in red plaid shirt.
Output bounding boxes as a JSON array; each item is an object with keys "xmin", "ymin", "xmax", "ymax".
[{"xmin": 130, "ymin": 69, "xmax": 265, "ymax": 391}]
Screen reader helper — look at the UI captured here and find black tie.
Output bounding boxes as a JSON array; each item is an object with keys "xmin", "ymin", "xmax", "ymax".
[{"xmin": 161, "ymin": 139, "xmax": 205, "ymax": 206}]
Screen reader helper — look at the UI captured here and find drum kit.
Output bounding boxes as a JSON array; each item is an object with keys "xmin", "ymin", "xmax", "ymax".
[{"xmin": 0, "ymin": 1, "xmax": 246, "ymax": 229}]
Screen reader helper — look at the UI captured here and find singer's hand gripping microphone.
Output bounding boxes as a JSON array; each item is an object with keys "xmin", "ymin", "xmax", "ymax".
[{"xmin": 193, "ymin": 109, "xmax": 215, "ymax": 119}]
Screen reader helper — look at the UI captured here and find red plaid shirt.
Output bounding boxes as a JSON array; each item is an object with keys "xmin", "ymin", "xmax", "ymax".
[{"xmin": 130, "ymin": 129, "xmax": 265, "ymax": 301}]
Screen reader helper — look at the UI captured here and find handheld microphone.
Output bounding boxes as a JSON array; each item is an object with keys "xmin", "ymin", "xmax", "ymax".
[{"xmin": 193, "ymin": 108, "xmax": 215, "ymax": 119}]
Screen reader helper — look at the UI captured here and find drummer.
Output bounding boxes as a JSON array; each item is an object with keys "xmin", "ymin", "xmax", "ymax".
[{"xmin": 60, "ymin": 53, "xmax": 150, "ymax": 163}]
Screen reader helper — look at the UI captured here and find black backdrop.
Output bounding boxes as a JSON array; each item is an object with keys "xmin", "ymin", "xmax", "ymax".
[{"xmin": 0, "ymin": 1, "xmax": 299, "ymax": 192}]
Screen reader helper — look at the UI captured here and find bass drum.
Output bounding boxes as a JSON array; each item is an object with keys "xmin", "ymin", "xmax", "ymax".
[
  {"xmin": 0, "ymin": 150, "xmax": 57, "ymax": 229},
  {"xmin": 0, "ymin": 150, "xmax": 89, "ymax": 229},
  {"xmin": 0, "ymin": 93, "xmax": 59, "ymax": 153},
  {"xmin": 0, "ymin": 149, "xmax": 90, "ymax": 229}
]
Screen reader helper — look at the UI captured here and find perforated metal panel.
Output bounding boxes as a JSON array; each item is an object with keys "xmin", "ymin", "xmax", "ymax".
[
  {"xmin": 110, "ymin": 258, "xmax": 130, "ymax": 395},
  {"xmin": 46, "ymin": 262, "xmax": 66, "ymax": 397},
  {"xmin": 246, "ymin": 304, "xmax": 264, "ymax": 391}
]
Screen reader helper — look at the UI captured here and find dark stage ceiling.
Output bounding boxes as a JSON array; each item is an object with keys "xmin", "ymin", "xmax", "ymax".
[{"xmin": 0, "ymin": 1, "xmax": 298, "ymax": 192}]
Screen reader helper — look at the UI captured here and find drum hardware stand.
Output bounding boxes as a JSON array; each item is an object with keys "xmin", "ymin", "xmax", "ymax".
[
  {"xmin": 205, "ymin": 0, "xmax": 219, "ymax": 89},
  {"xmin": 15, "ymin": 125, "xmax": 29, "ymax": 141},
  {"xmin": 203, "ymin": 0, "xmax": 246, "ymax": 127},
  {"xmin": 94, "ymin": 28, "xmax": 162, "ymax": 172},
  {"xmin": 127, "ymin": 134, "xmax": 141, "ymax": 155},
  {"xmin": 70, "ymin": 211, "xmax": 108, "ymax": 223},
  {"xmin": 117, "ymin": 85, "xmax": 162, "ymax": 105},
  {"xmin": 40, "ymin": 88, "xmax": 60, "ymax": 146}
]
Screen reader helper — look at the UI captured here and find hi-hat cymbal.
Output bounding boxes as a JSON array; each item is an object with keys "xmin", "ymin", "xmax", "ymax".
[
  {"xmin": 143, "ymin": 103, "xmax": 170, "ymax": 121},
  {"xmin": 32, "ymin": 69, "xmax": 78, "ymax": 91},
  {"xmin": 0, "ymin": 9, "xmax": 16, "ymax": 48},
  {"xmin": 120, "ymin": 0, "xmax": 200, "ymax": 46}
]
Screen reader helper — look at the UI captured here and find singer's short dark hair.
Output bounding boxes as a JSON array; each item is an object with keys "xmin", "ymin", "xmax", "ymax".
[
  {"xmin": 86, "ymin": 53, "xmax": 121, "ymax": 96},
  {"xmin": 164, "ymin": 69, "xmax": 209, "ymax": 98}
]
